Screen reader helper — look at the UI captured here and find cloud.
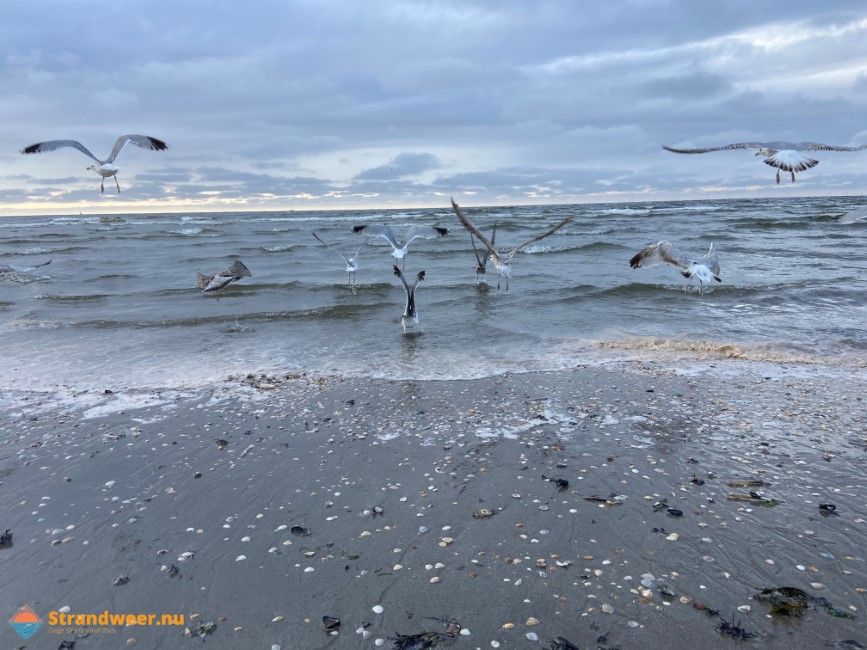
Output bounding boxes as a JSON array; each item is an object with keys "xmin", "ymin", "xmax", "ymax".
[
  {"xmin": 3, "ymin": 1, "xmax": 867, "ymax": 212},
  {"xmin": 354, "ymin": 152, "xmax": 442, "ymax": 180}
]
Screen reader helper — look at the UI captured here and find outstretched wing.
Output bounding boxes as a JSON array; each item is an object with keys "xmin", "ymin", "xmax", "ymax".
[
  {"xmin": 662, "ymin": 142, "xmax": 768, "ymax": 154},
  {"xmin": 107, "ymin": 134, "xmax": 169, "ymax": 163},
  {"xmin": 392, "ymin": 264, "xmax": 410, "ymax": 292},
  {"xmin": 506, "ymin": 216, "xmax": 572, "ymax": 258},
  {"xmin": 701, "ymin": 244, "xmax": 721, "ymax": 277},
  {"xmin": 20, "ymin": 139, "xmax": 102, "ymax": 163},
  {"xmin": 353, "ymin": 224, "xmax": 400, "ymax": 250},
  {"xmin": 312, "ymin": 231, "xmax": 349, "ymax": 264},
  {"xmin": 629, "ymin": 241, "xmax": 689, "ymax": 271},
  {"xmin": 404, "ymin": 224, "xmax": 448, "ymax": 245},
  {"xmin": 226, "ymin": 260, "xmax": 252, "ymax": 279},
  {"xmin": 451, "ymin": 199, "xmax": 498, "ymax": 258},
  {"xmin": 796, "ymin": 142, "xmax": 867, "ymax": 152}
]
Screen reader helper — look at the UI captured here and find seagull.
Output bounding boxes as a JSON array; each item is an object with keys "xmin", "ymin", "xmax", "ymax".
[
  {"xmin": 0, "ymin": 259, "xmax": 52, "ymax": 274},
  {"xmin": 312, "ymin": 231, "xmax": 365, "ymax": 291},
  {"xmin": 393, "ymin": 265, "xmax": 425, "ymax": 333},
  {"xmin": 629, "ymin": 241, "xmax": 721, "ymax": 295},
  {"xmin": 663, "ymin": 141, "xmax": 867, "ymax": 184},
  {"xmin": 196, "ymin": 260, "xmax": 252, "ymax": 293},
  {"xmin": 451, "ymin": 199, "xmax": 571, "ymax": 290},
  {"xmin": 470, "ymin": 224, "xmax": 496, "ymax": 284},
  {"xmin": 352, "ymin": 223, "xmax": 447, "ymax": 269},
  {"xmin": 20, "ymin": 134, "xmax": 169, "ymax": 194}
]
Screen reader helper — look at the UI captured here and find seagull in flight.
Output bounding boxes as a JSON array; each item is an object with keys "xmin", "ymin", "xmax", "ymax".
[
  {"xmin": 352, "ymin": 223, "xmax": 447, "ymax": 269},
  {"xmin": 393, "ymin": 265, "xmax": 425, "ymax": 333},
  {"xmin": 197, "ymin": 260, "xmax": 252, "ymax": 293},
  {"xmin": 663, "ymin": 141, "xmax": 867, "ymax": 184},
  {"xmin": 629, "ymin": 241, "xmax": 721, "ymax": 295},
  {"xmin": 312, "ymin": 231, "xmax": 365, "ymax": 292},
  {"xmin": 470, "ymin": 224, "xmax": 496, "ymax": 285},
  {"xmin": 451, "ymin": 199, "xmax": 571, "ymax": 290},
  {"xmin": 21, "ymin": 134, "xmax": 169, "ymax": 194},
  {"xmin": 0, "ymin": 259, "xmax": 52, "ymax": 274}
]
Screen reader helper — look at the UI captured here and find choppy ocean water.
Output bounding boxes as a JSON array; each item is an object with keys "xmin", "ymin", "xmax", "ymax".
[{"xmin": 1, "ymin": 196, "xmax": 865, "ymax": 403}]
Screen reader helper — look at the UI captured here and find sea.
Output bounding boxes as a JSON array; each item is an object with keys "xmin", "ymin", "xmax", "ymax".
[{"xmin": 1, "ymin": 196, "xmax": 866, "ymax": 411}]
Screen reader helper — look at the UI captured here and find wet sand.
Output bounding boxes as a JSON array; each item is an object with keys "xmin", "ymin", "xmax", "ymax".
[{"xmin": 1, "ymin": 361, "xmax": 865, "ymax": 649}]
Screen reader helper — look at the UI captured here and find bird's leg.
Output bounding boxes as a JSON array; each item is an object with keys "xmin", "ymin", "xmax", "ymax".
[
  {"xmin": 776, "ymin": 169, "xmax": 781, "ymax": 185},
  {"xmin": 791, "ymin": 171, "xmax": 796, "ymax": 183},
  {"xmin": 100, "ymin": 178, "xmax": 105, "ymax": 194},
  {"xmin": 115, "ymin": 176, "xmax": 121, "ymax": 193}
]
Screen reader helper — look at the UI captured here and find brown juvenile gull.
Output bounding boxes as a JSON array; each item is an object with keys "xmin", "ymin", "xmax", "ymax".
[
  {"xmin": 196, "ymin": 260, "xmax": 252, "ymax": 293},
  {"xmin": 393, "ymin": 265, "xmax": 425, "ymax": 333},
  {"xmin": 312, "ymin": 231, "xmax": 365, "ymax": 291},
  {"xmin": 663, "ymin": 141, "xmax": 867, "ymax": 184},
  {"xmin": 352, "ymin": 223, "xmax": 447, "ymax": 269},
  {"xmin": 21, "ymin": 134, "xmax": 169, "ymax": 194},
  {"xmin": 451, "ymin": 198, "xmax": 571, "ymax": 290},
  {"xmin": 630, "ymin": 241, "xmax": 721, "ymax": 296},
  {"xmin": 470, "ymin": 224, "xmax": 496, "ymax": 285}
]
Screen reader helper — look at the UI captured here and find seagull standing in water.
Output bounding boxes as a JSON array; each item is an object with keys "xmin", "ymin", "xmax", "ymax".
[
  {"xmin": 629, "ymin": 241, "xmax": 721, "ymax": 295},
  {"xmin": 0, "ymin": 259, "xmax": 52, "ymax": 274},
  {"xmin": 451, "ymin": 199, "xmax": 571, "ymax": 290},
  {"xmin": 662, "ymin": 141, "xmax": 867, "ymax": 184},
  {"xmin": 393, "ymin": 265, "xmax": 425, "ymax": 333},
  {"xmin": 311, "ymin": 231, "xmax": 365, "ymax": 292},
  {"xmin": 352, "ymin": 223, "xmax": 447, "ymax": 269},
  {"xmin": 197, "ymin": 260, "xmax": 252, "ymax": 293},
  {"xmin": 20, "ymin": 134, "xmax": 169, "ymax": 193}
]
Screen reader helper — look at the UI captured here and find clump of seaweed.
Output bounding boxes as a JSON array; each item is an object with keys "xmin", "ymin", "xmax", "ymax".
[
  {"xmin": 717, "ymin": 614, "xmax": 756, "ymax": 640},
  {"xmin": 391, "ymin": 618, "xmax": 461, "ymax": 649},
  {"xmin": 756, "ymin": 587, "xmax": 856, "ymax": 620}
]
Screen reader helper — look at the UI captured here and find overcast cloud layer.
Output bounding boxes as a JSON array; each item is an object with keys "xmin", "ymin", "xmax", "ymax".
[{"xmin": 2, "ymin": 1, "xmax": 867, "ymax": 214}]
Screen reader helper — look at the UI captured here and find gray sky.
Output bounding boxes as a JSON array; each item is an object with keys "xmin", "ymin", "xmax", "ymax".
[{"xmin": 2, "ymin": 1, "xmax": 867, "ymax": 214}]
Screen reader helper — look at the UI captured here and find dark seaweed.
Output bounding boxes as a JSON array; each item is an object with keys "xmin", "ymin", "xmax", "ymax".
[{"xmin": 717, "ymin": 615, "xmax": 756, "ymax": 640}]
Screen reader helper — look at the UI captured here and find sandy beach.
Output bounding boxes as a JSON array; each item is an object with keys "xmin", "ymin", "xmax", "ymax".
[{"xmin": 1, "ymin": 360, "xmax": 865, "ymax": 649}]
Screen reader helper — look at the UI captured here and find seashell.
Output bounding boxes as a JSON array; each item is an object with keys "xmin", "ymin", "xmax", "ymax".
[{"xmin": 526, "ymin": 617, "xmax": 539, "ymax": 626}]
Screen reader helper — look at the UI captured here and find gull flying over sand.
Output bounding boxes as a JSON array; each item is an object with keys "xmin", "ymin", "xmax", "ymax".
[
  {"xmin": 393, "ymin": 265, "xmax": 425, "ymax": 333},
  {"xmin": 312, "ymin": 231, "xmax": 365, "ymax": 291},
  {"xmin": 197, "ymin": 260, "xmax": 252, "ymax": 293},
  {"xmin": 0, "ymin": 259, "xmax": 52, "ymax": 274},
  {"xmin": 352, "ymin": 223, "xmax": 447, "ymax": 269},
  {"xmin": 629, "ymin": 241, "xmax": 721, "ymax": 295},
  {"xmin": 21, "ymin": 134, "xmax": 169, "ymax": 194},
  {"xmin": 451, "ymin": 199, "xmax": 571, "ymax": 290},
  {"xmin": 662, "ymin": 141, "xmax": 867, "ymax": 184}
]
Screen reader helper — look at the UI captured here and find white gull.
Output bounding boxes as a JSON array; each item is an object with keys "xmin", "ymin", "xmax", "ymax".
[
  {"xmin": 630, "ymin": 241, "xmax": 721, "ymax": 296},
  {"xmin": 663, "ymin": 140, "xmax": 867, "ymax": 184},
  {"xmin": 21, "ymin": 134, "xmax": 169, "ymax": 194}
]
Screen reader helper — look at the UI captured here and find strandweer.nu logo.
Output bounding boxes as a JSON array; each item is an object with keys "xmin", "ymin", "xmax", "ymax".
[{"xmin": 9, "ymin": 604, "xmax": 43, "ymax": 640}]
